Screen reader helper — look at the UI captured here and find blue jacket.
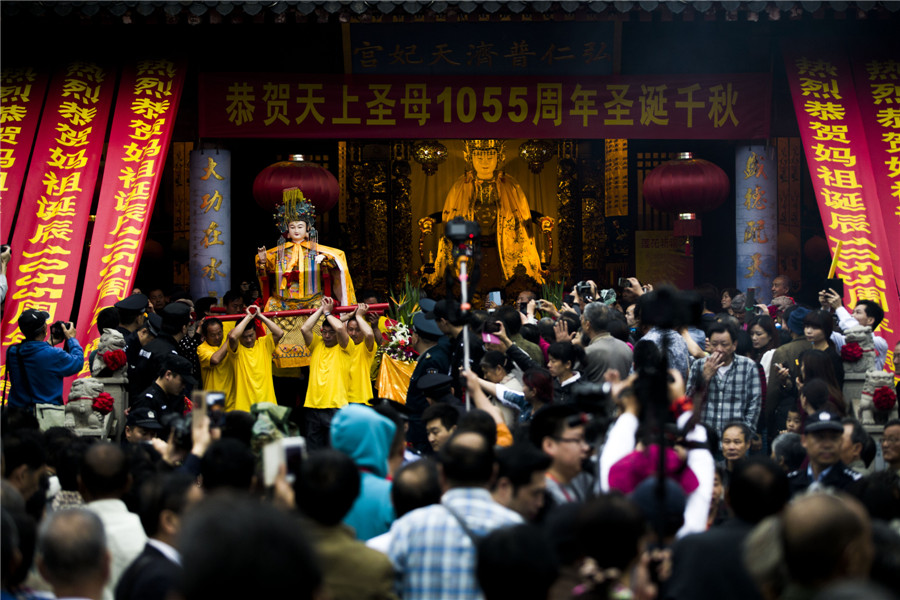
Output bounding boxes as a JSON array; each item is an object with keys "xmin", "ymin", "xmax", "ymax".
[
  {"xmin": 330, "ymin": 404, "xmax": 396, "ymax": 541},
  {"xmin": 6, "ymin": 338, "xmax": 84, "ymax": 407}
]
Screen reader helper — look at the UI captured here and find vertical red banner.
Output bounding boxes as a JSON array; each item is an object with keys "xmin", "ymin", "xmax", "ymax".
[
  {"xmin": 1, "ymin": 62, "xmax": 114, "ymax": 373},
  {"xmin": 850, "ymin": 50, "xmax": 900, "ymax": 279},
  {"xmin": 783, "ymin": 43, "xmax": 900, "ymax": 372},
  {"xmin": 75, "ymin": 60, "xmax": 186, "ymax": 374},
  {"xmin": 0, "ymin": 68, "xmax": 49, "ymax": 243}
]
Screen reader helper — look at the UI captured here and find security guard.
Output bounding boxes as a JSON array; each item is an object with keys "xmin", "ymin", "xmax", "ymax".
[
  {"xmin": 114, "ymin": 293, "xmax": 149, "ymax": 352},
  {"xmin": 133, "ymin": 354, "xmax": 197, "ymax": 422},
  {"xmin": 128, "ymin": 303, "xmax": 192, "ymax": 402},
  {"xmin": 406, "ymin": 310, "xmax": 451, "ymax": 454},
  {"xmin": 787, "ymin": 411, "xmax": 863, "ymax": 497},
  {"xmin": 125, "ymin": 313, "xmax": 162, "ymax": 401},
  {"xmin": 416, "ymin": 373, "xmax": 460, "ymax": 407}
]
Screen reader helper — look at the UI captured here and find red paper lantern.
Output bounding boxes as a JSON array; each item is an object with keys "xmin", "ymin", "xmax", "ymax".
[
  {"xmin": 252, "ymin": 155, "xmax": 339, "ymax": 214},
  {"xmin": 642, "ymin": 152, "xmax": 730, "ymax": 237}
]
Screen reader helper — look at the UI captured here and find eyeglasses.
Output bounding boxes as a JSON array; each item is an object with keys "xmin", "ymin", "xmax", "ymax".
[{"xmin": 883, "ymin": 437, "xmax": 900, "ymax": 445}]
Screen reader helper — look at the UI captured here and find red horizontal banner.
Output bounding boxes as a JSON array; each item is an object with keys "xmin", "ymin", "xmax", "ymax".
[
  {"xmin": 76, "ymin": 59, "xmax": 187, "ymax": 377},
  {"xmin": 199, "ymin": 73, "xmax": 771, "ymax": 140}
]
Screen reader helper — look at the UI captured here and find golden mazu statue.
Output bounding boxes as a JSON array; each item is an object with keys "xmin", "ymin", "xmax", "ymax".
[
  {"xmin": 428, "ymin": 139, "xmax": 544, "ymax": 288},
  {"xmin": 256, "ymin": 188, "xmax": 355, "ymax": 368}
]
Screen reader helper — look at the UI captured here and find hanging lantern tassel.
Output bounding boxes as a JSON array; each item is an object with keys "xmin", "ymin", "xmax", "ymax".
[{"xmin": 673, "ymin": 213, "xmax": 701, "ymax": 256}]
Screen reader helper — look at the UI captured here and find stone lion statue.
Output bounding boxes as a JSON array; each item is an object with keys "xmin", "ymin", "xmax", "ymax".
[
  {"xmin": 91, "ymin": 329, "xmax": 127, "ymax": 376},
  {"xmin": 65, "ymin": 378, "xmax": 105, "ymax": 431},
  {"xmin": 842, "ymin": 325, "xmax": 875, "ymax": 375},
  {"xmin": 858, "ymin": 369, "xmax": 896, "ymax": 425}
]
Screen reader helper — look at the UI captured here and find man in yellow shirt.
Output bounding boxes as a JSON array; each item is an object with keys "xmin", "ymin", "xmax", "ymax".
[
  {"xmin": 344, "ymin": 303, "xmax": 377, "ymax": 405},
  {"xmin": 301, "ymin": 296, "xmax": 352, "ymax": 450},
  {"xmin": 196, "ymin": 318, "xmax": 236, "ymax": 410},
  {"xmin": 228, "ymin": 306, "xmax": 284, "ymax": 412}
]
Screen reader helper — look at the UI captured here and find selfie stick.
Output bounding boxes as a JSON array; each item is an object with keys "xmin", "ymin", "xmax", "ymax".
[{"xmin": 458, "ymin": 256, "xmax": 472, "ymax": 412}]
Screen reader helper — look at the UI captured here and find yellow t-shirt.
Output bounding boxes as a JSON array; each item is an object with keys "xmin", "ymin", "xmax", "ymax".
[
  {"xmin": 304, "ymin": 335, "xmax": 352, "ymax": 410},
  {"xmin": 232, "ymin": 334, "xmax": 277, "ymax": 412},
  {"xmin": 196, "ymin": 341, "xmax": 236, "ymax": 410},
  {"xmin": 347, "ymin": 338, "xmax": 377, "ymax": 405}
]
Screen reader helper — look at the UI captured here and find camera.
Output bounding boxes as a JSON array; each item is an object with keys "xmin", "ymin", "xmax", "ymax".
[
  {"xmin": 482, "ymin": 320, "xmax": 501, "ymax": 334},
  {"xmin": 575, "ymin": 281, "xmax": 594, "ymax": 303},
  {"xmin": 618, "ymin": 277, "xmax": 628, "ymax": 288},
  {"xmin": 445, "ymin": 217, "xmax": 480, "ymax": 243},
  {"xmin": 50, "ymin": 320, "xmax": 67, "ymax": 340},
  {"xmin": 160, "ymin": 413, "xmax": 192, "ymax": 451}
]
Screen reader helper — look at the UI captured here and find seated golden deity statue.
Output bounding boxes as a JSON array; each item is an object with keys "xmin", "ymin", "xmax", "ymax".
[
  {"xmin": 256, "ymin": 188, "xmax": 355, "ymax": 367},
  {"xmin": 428, "ymin": 139, "xmax": 544, "ymax": 289}
]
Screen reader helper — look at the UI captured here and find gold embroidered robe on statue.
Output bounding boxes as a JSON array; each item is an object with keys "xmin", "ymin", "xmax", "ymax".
[{"xmin": 429, "ymin": 171, "xmax": 544, "ymax": 287}]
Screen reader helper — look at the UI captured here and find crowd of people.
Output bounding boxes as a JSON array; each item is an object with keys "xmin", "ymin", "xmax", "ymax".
[{"xmin": 2, "ymin": 273, "xmax": 899, "ymax": 600}]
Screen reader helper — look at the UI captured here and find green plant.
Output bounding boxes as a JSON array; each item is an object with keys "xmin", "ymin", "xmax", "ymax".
[
  {"xmin": 540, "ymin": 281, "xmax": 565, "ymax": 310},
  {"xmin": 387, "ymin": 276, "xmax": 421, "ymax": 326}
]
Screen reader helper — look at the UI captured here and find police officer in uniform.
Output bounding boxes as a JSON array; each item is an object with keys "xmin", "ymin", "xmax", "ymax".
[
  {"xmin": 114, "ymin": 293, "xmax": 149, "ymax": 354},
  {"xmin": 406, "ymin": 308, "xmax": 451, "ymax": 454},
  {"xmin": 426, "ymin": 298, "xmax": 483, "ymax": 400},
  {"xmin": 133, "ymin": 354, "xmax": 197, "ymax": 423},
  {"xmin": 787, "ymin": 411, "xmax": 863, "ymax": 497},
  {"xmin": 128, "ymin": 303, "xmax": 192, "ymax": 402},
  {"xmin": 416, "ymin": 373, "xmax": 463, "ymax": 408}
]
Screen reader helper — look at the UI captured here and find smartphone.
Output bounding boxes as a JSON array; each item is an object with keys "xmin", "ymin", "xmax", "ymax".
[
  {"xmin": 746, "ymin": 287, "xmax": 757, "ymax": 307},
  {"xmin": 482, "ymin": 332, "xmax": 501, "ymax": 345},
  {"xmin": 263, "ymin": 436, "xmax": 308, "ymax": 486},
  {"xmin": 487, "ymin": 291, "xmax": 502, "ymax": 306},
  {"xmin": 618, "ymin": 277, "xmax": 628, "ymax": 287},
  {"xmin": 191, "ymin": 390, "xmax": 208, "ymax": 416},
  {"xmin": 825, "ymin": 277, "xmax": 844, "ymax": 298}
]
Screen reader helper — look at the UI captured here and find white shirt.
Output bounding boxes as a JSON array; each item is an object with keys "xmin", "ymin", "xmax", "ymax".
[
  {"xmin": 147, "ymin": 538, "xmax": 181, "ymax": 566},
  {"xmin": 86, "ymin": 499, "xmax": 148, "ymax": 600},
  {"xmin": 831, "ymin": 306, "xmax": 888, "ymax": 370}
]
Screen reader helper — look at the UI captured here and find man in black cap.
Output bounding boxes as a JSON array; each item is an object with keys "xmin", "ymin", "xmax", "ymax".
[
  {"xmin": 123, "ymin": 406, "xmax": 164, "ymax": 444},
  {"xmin": 6, "ymin": 309, "xmax": 83, "ymax": 410},
  {"xmin": 787, "ymin": 411, "xmax": 863, "ymax": 496},
  {"xmin": 128, "ymin": 303, "xmax": 193, "ymax": 401},
  {"xmin": 426, "ymin": 298, "xmax": 484, "ymax": 399},
  {"xmin": 406, "ymin": 311, "xmax": 451, "ymax": 454},
  {"xmin": 416, "ymin": 373, "xmax": 458, "ymax": 406},
  {"xmin": 125, "ymin": 313, "xmax": 161, "ymax": 396},
  {"xmin": 114, "ymin": 293, "xmax": 149, "ymax": 342},
  {"xmin": 132, "ymin": 355, "xmax": 197, "ymax": 422}
]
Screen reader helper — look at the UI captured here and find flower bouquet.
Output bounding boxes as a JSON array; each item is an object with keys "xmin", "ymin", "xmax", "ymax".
[{"xmin": 375, "ymin": 278, "xmax": 421, "ymax": 403}]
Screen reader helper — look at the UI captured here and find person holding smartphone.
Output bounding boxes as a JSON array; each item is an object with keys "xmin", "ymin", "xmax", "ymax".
[{"xmin": 820, "ymin": 288, "xmax": 888, "ymax": 370}]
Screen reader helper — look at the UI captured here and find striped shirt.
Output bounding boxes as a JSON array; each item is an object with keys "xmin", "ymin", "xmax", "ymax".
[
  {"xmin": 388, "ymin": 487, "xmax": 522, "ymax": 600},
  {"xmin": 687, "ymin": 353, "xmax": 762, "ymax": 438}
]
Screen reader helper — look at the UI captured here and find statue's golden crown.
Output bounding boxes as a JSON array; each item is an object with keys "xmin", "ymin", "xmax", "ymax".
[
  {"xmin": 463, "ymin": 139, "xmax": 505, "ymax": 164},
  {"xmin": 274, "ymin": 187, "xmax": 316, "ymax": 231}
]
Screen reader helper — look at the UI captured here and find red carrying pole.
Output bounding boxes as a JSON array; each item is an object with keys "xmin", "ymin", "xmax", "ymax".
[{"xmin": 207, "ymin": 303, "xmax": 390, "ymax": 322}]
